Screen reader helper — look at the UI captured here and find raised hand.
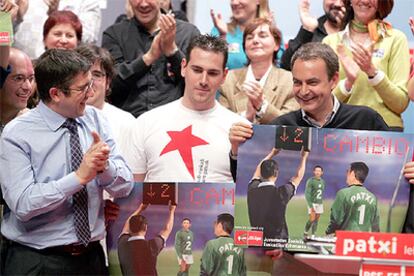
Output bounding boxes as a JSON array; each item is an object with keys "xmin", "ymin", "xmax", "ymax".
[
  {"xmin": 15, "ymin": 0, "xmax": 28, "ymax": 21},
  {"xmin": 243, "ymin": 80, "xmax": 264, "ymax": 111},
  {"xmin": 210, "ymin": 9, "xmax": 227, "ymax": 36},
  {"xmin": 350, "ymin": 42, "xmax": 376, "ymax": 77},
  {"xmin": 44, "ymin": 0, "xmax": 59, "ymax": 15},
  {"xmin": 159, "ymin": 13, "xmax": 178, "ymax": 56},
  {"xmin": 1, "ymin": 0, "xmax": 18, "ymax": 19},
  {"xmin": 143, "ymin": 32, "xmax": 162, "ymax": 65},
  {"xmin": 229, "ymin": 122, "xmax": 253, "ymax": 156},
  {"xmin": 404, "ymin": 161, "xmax": 414, "ymax": 184},
  {"xmin": 299, "ymin": 0, "xmax": 318, "ymax": 32},
  {"xmin": 75, "ymin": 131, "xmax": 110, "ymax": 185},
  {"xmin": 337, "ymin": 44, "xmax": 360, "ymax": 90}
]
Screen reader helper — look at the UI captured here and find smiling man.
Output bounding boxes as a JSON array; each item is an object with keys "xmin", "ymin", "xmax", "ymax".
[
  {"xmin": 0, "ymin": 48, "xmax": 34, "ymax": 133},
  {"xmin": 229, "ymin": 42, "xmax": 389, "ymax": 170},
  {"xmin": 0, "ymin": 49, "xmax": 133, "ymax": 275},
  {"xmin": 281, "ymin": 0, "xmax": 347, "ymax": 71},
  {"xmin": 102, "ymin": 0, "xmax": 199, "ymax": 117},
  {"xmin": 228, "ymin": 43, "xmax": 414, "ymax": 275},
  {"xmin": 120, "ymin": 34, "xmax": 245, "ymax": 183}
]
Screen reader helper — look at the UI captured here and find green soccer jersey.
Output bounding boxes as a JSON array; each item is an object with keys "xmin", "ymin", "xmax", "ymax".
[
  {"xmin": 326, "ymin": 185, "xmax": 380, "ymax": 234},
  {"xmin": 200, "ymin": 236, "xmax": 246, "ymax": 276},
  {"xmin": 305, "ymin": 177, "xmax": 326, "ymax": 206},
  {"xmin": 174, "ymin": 229, "xmax": 194, "ymax": 258}
]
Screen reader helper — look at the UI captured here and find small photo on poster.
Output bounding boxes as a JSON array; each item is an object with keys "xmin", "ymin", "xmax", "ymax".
[
  {"xmin": 234, "ymin": 125, "xmax": 413, "ymax": 252},
  {"xmin": 107, "ymin": 182, "xmax": 247, "ymax": 276}
]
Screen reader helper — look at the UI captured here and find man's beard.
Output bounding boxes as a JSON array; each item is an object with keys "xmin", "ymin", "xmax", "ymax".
[{"xmin": 326, "ymin": 8, "xmax": 342, "ymax": 25}]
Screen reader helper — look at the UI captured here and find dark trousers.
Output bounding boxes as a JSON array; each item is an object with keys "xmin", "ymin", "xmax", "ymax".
[{"xmin": 3, "ymin": 240, "xmax": 108, "ymax": 276}]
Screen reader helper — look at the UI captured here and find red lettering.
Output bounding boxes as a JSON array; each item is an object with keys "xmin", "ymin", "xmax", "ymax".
[
  {"xmin": 206, "ymin": 188, "xmax": 220, "ymax": 205},
  {"xmin": 324, "ymin": 134, "xmax": 337, "ymax": 153},
  {"xmin": 190, "ymin": 187, "xmax": 203, "ymax": 206},
  {"xmin": 222, "ymin": 188, "xmax": 235, "ymax": 205},
  {"xmin": 339, "ymin": 135, "xmax": 353, "ymax": 153}
]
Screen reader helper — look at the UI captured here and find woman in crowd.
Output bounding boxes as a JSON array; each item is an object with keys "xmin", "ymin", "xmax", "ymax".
[
  {"xmin": 43, "ymin": 10, "xmax": 82, "ymax": 51},
  {"xmin": 323, "ymin": 0, "xmax": 410, "ymax": 131},
  {"xmin": 218, "ymin": 18, "xmax": 299, "ymax": 124},
  {"xmin": 27, "ymin": 10, "xmax": 82, "ymax": 108},
  {"xmin": 210, "ymin": 0, "xmax": 284, "ymax": 69}
]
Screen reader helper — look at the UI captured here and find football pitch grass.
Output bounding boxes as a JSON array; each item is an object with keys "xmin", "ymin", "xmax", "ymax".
[
  {"xmin": 107, "ymin": 197, "xmax": 406, "ymax": 275},
  {"xmin": 235, "ymin": 196, "xmax": 408, "ymax": 238},
  {"xmin": 109, "ymin": 247, "xmax": 273, "ymax": 275}
]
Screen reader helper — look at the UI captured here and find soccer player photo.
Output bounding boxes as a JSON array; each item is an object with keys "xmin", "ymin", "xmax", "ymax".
[
  {"xmin": 175, "ymin": 218, "xmax": 194, "ymax": 276},
  {"xmin": 233, "ymin": 125, "xmax": 412, "ymax": 252},
  {"xmin": 326, "ymin": 162, "xmax": 380, "ymax": 235},
  {"xmin": 200, "ymin": 213, "xmax": 246, "ymax": 276},
  {"xmin": 304, "ymin": 165, "xmax": 326, "ymax": 238},
  {"xmin": 106, "ymin": 182, "xmax": 235, "ymax": 275}
]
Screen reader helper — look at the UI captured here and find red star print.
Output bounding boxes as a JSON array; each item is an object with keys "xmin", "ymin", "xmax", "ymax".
[{"xmin": 160, "ymin": 125, "xmax": 209, "ymax": 179}]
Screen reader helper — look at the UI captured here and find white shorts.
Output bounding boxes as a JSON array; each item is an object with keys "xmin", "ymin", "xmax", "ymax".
[
  {"xmin": 177, "ymin": 254, "xmax": 194, "ymax": 265},
  {"xmin": 308, "ymin": 203, "xmax": 324, "ymax": 214}
]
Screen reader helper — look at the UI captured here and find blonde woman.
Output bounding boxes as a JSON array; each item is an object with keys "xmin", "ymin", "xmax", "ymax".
[{"xmin": 323, "ymin": 0, "xmax": 410, "ymax": 130}]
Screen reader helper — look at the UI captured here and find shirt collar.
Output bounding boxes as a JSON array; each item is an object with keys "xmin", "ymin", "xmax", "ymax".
[
  {"xmin": 257, "ymin": 180, "xmax": 275, "ymax": 188},
  {"xmin": 245, "ymin": 64, "xmax": 272, "ymax": 87},
  {"xmin": 128, "ymin": 235, "xmax": 145, "ymax": 242},
  {"xmin": 300, "ymin": 96, "xmax": 340, "ymax": 128},
  {"xmin": 338, "ymin": 23, "xmax": 372, "ymax": 49},
  {"xmin": 37, "ymin": 101, "xmax": 79, "ymax": 132}
]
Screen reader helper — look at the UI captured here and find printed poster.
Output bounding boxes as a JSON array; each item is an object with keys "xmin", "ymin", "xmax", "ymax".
[
  {"xmin": 107, "ymin": 182, "xmax": 248, "ymax": 275},
  {"xmin": 234, "ymin": 125, "xmax": 413, "ymax": 253}
]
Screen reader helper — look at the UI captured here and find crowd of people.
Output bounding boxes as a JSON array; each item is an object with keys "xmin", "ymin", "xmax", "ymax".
[{"xmin": 0, "ymin": 0, "xmax": 414, "ymax": 275}]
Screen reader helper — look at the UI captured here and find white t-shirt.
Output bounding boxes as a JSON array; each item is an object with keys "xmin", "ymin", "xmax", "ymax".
[
  {"xmin": 120, "ymin": 99, "xmax": 245, "ymax": 183},
  {"xmin": 101, "ymin": 102, "xmax": 135, "ymax": 145}
]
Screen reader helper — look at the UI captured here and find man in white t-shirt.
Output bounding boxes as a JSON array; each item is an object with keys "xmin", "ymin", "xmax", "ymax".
[{"xmin": 120, "ymin": 34, "xmax": 245, "ymax": 183}]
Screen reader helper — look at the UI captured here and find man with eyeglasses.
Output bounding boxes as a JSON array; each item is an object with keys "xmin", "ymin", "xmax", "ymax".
[
  {"xmin": 0, "ymin": 48, "xmax": 33, "ymax": 134},
  {"xmin": 0, "ymin": 49, "xmax": 133, "ymax": 275},
  {"xmin": 76, "ymin": 45, "xmax": 135, "ymax": 144}
]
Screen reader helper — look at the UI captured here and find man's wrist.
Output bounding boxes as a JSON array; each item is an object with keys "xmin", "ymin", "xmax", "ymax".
[
  {"xmin": 75, "ymin": 170, "xmax": 88, "ymax": 186},
  {"xmin": 143, "ymin": 52, "xmax": 156, "ymax": 66},
  {"xmin": 164, "ymin": 46, "xmax": 178, "ymax": 57}
]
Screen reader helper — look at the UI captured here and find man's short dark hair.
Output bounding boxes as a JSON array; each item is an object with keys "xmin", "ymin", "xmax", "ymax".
[
  {"xmin": 182, "ymin": 218, "xmax": 191, "ymax": 223},
  {"xmin": 35, "ymin": 49, "xmax": 91, "ymax": 102},
  {"xmin": 130, "ymin": 215, "xmax": 148, "ymax": 234},
  {"xmin": 76, "ymin": 44, "xmax": 116, "ymax": 82},
  {"xmin": 186, "ymin": 34, "xmax": 228, "ymax": 69},
  {"xmin": 314, "ymin": 165, "xmax": 323, "ymax": 171},
  {"xmin": 260, "ymin": 159, "xmax": 279, "ymax": 180},
  {"xmin": 76, "ymin": 44, "xmax": 116, "ymax": 96},
  {"xmin": 349, "ymin": 162, "xmax": 369, "ymax": 184},
  {"xmin": 291, "ymin": 42, "xmax": 339, "ymax": 81},
  {"xmin": 217, "ymin": 213, "xmax": 234, "ymax": 235}
]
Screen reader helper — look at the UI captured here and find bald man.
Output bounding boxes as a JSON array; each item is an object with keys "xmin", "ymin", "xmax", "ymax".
[
  {"xmin": 0, "ymin": 48, "xmax": 34, "ymax": 133},
  {"xmin": 0, "ymin": 48, "xmax": 34, "ymax": 274}
]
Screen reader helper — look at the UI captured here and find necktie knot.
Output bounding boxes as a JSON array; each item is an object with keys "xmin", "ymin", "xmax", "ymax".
[{"xmin": 62, "ymin": 118, "xmax": 78, "ymax": 134}]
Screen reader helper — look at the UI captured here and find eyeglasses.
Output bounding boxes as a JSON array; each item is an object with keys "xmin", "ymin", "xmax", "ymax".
[
  {"xmin": 10, "ymin": 74, "xmax": 35, "ymax": 85},
  {"xmin": 64, "ymin": 80, "xmax": 94, "ymax": 94}
]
